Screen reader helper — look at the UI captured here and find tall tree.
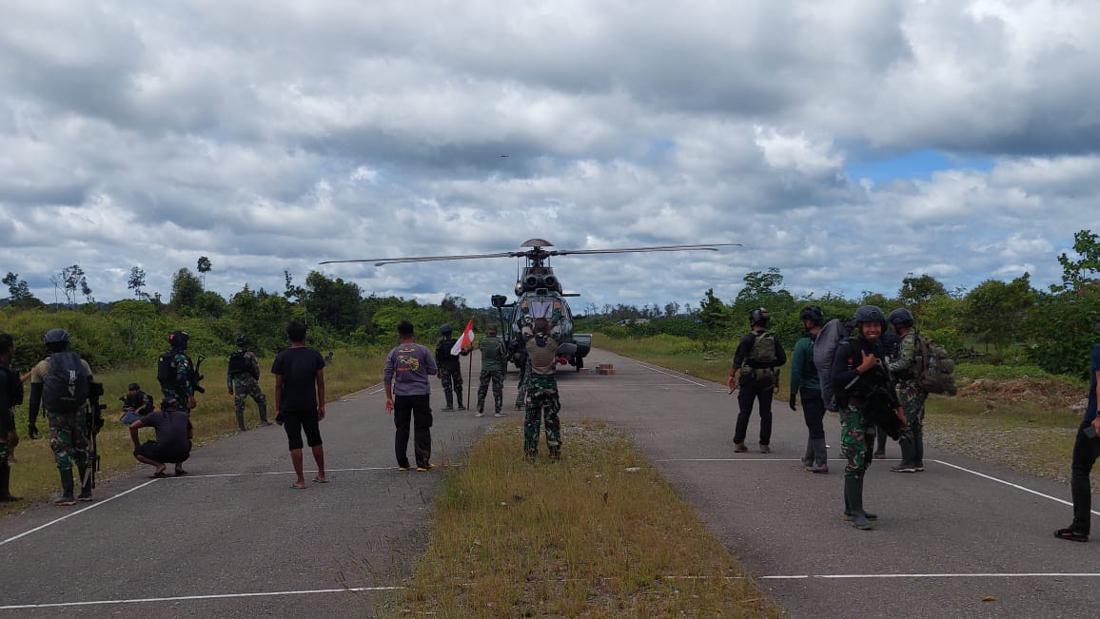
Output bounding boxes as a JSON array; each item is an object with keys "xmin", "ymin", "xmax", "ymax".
[
  {"xmin": 303, "ymin": 271, "xmax": 362, "ymax": 331},
  {"xmin": 898, "ymin": 274, "xmax": 947, "ymax": 310},
  {"xmin": 59, "ymin": 265, "xmax": 87, "ymax": 307},
  {"xmin": 170, "ymin": 268, "xmax": 204, "ymax": 311},
  {"xmin": 960, "ymin": 274, "xmax": 1037, "ymax": 353},
  {"xmin": 699, "ymin": 288, "xmax": 729, "ymax": 333},
  {"xmin": 1058, "ymin": 229, "xmax": 1100, "ymax": 289},
  {"xmin": 127, "ymin": 266, "xmax": 147, "ymax": 299},
  {"xmin": 197, "ymin": 256, "xmax": 212, "ymax": 288}
]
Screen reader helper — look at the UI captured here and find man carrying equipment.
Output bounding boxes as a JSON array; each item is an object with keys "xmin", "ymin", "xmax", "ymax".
[
  {"xmin": 728, "ymin": 308, "xmax": 786, "ymax": 454},
  {"xmin": 831, "ymin": 306, "xmax": 916, "ymax": 530},
  {"xmin": 435, "ymin": 325, "xmax": 465, "ymax": 411},
  {"xmin": 227, "ymin": 335, "xmax": 270, "ymax": 431},
  {"xmin": 887, "ymin": 308, "xmax": 927, "ymax": 473},
  {"xmin": 158, "ymin": 331, "xmax": 199, "ymax": 412},
  {"xmin": 0, "ymin": 333, "xmax": 23, "ymax": 501},
  {"xmin": 790, "ymin": 306, "xmax": 828, "ymax": 473},
  {"xmin": 27, "ymin": 329, "xmax": 97, "ymax": 506},
  {"xmin": 474, "ymin": 325, "xmax": 507, "ymax": 418}
]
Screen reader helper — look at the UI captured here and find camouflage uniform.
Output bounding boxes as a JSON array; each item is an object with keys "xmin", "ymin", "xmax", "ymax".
[
  {"xmin": 161, "ymin": 350, "xmax": 195, "ymax": 410},
  {"xmin": 435, "ymin": 337, "xmax": 465, "ymax": 410},
  {"xmin": 475, "ymin": 335, "xmax": 506, "ymax": 415},
  {"xmin": 228, "ymin": 350, "xmax": 268, "ymax": 429},
  {"xmin": 840, "ymin": 405, "xmax": 876, "ymax": 480},
  {"xmin": 514, "ymin": 358, "xmax": 528, "ymax": 410},
  {"xmin": 888, "ymin": 331, "xmax": 928, "ymax": 467},
  {"xmin": 29, "ymin": 358, "xmax": 93, "ymax": 473},
  {"xmin": 523, "ymin": 333, "xmax": 562, "ymax": 456}
]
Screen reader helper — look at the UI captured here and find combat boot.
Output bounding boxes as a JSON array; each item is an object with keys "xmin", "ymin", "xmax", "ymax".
[
  {"xmin": 549, "ymin": 446, "xmax": 561, "ymax": 461},
  {"xmin": 844, "ymin": 477, "xmax": 872, "ymax": 530},
  {"xmin": 77, "ymin": 464, "xmax": 94, "ymax": 502},
  {"xmin": 55, "ymin": 468, "xmax": 76, "ymax": 507},
  {"xmin": 0, "ymin": 462, "xmax": 20, "ymax": 502},
  {"xmin": 890, "ymin": 438, "xmax": 919, "ymax": 473},
  {"xmin": 844, "ymin": 478, "xmax": 877, "ymax": 521},
  {"xmin": 456, "ymin": 401, "xmax": 466, "ymax": 411},
  {"xmin": 442, "ymin": 392, "xmax": 454, "ymax": 412},
  {"xmin": 808, "ymin": 439, "xmax": 829, "ymax": 473},
  {"xmin": 258, "ymin": 401, "xmax": 272, "ymax": 426}
]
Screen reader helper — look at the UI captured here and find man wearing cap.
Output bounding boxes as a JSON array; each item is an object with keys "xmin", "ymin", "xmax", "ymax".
[
  {"xmin": 27, "ymin": 329, "xmax": 96, "ymax": 506},
  {"xmin": 435, "ymin": 325, "xmax": 465, "ymax": 411},
  {"xmin": 474, "ymin": 325, "xmax": 507, "ymax": 418}
]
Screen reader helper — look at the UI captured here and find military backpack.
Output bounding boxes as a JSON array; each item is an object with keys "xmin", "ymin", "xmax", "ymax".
[
  {"xmin": 913, "ymin": 334, "xmax": 957, "ymax": 396},
  {"xmin": 42, "ymin": 352, "xmax": 89, "ymax": 415}
]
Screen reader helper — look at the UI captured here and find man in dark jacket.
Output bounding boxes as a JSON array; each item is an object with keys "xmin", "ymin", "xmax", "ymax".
[
  {"xmin": 435, "ymin": 325, "xmax": 465, "ymax": 411},
  {"xmin": 1055, "ymin": 337, "xmax": 1100, "ymax": 542},
  {"xmin": 728, "ymin": 308, "xmax": 786, "ymax": 454},
  {"xmin": 832, "ymin": 306, "xmax": 915, "ymax": 530}
]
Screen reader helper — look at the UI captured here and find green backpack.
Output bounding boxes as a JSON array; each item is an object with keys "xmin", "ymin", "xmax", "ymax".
[
  {"xmin": 913, "ymin": 334, "xmax": 957, "ymax": 396},
  {"xmin": 747, "ymin": 331, "xmax": 779, "ymax": 366}
]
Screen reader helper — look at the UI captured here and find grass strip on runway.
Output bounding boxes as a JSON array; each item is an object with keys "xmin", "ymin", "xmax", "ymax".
[
  {"xmin": 3, "ymin": 347, "xmax": 384, "ymax": 513},
  {"xmin": 400, "ymin": 420, "xmax": 776, "ymax": 617}
]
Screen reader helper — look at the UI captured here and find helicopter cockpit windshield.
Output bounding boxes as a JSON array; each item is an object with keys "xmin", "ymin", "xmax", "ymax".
[{"xmin": 516, "ymin": 296, "xmax": 573, "ymax": 336}]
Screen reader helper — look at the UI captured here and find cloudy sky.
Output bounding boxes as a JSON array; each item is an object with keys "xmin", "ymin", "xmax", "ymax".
[{"xmin": 2, "ymin": 0, "xmax": 1098, "ymax": 309}]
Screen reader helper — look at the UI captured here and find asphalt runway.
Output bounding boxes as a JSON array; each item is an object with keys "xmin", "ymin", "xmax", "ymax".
[{"xmin": 1, "ymin": 349, "xmax": 1097, "ymax": 617}]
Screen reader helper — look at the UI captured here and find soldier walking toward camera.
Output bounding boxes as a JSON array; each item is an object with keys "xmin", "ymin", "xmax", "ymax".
[
  {"xmin": 524, "ymin": 318, "xmax": 563, "ymax": 460},
  {"xmin": 435, "ymin": 325, "xmax": 465, "ymax": 411},
  {"xmin": 832, "ymin": 306, "xmax": 917, "ymax": 530},
  {"xmin": 27, "ymin": 329, "xmax": 96, "ymax": 506},
  {"xmin": 887, "ymin": 308, "xmax": 927, "ymax": 473},
  {"xmin": 227, "ymin": 335, "xmax": 270, "ymax": 431},
  {"xmin": 728, "ymin": 308, "xmax": 786, "ymax": 454},
  {"xmin": 158, "ymin": 331, "xmax": 198, "ymax": 412},
  {"xmin": 475, "ymin": 325, "xmax": 507, "ymax": 418}
]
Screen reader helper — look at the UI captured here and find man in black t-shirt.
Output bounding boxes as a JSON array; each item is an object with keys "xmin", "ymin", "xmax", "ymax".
[
  {"xmin": 129, "ymin": 408, "xmax": 192, "ymax": 477},
  {"xmin": 727, "ymin": 308, "xmax": 787, "ymax": 453},
  {"xmin": 271, "ymin": 321, "xmax": 327, "ymax": 489}
]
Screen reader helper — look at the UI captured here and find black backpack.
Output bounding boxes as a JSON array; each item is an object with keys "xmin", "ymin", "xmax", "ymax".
[
  {"xmin": 1, "ymin": 366, "xmax": 23, "ymax": 407},
  {"xmin": 158, "ymin": 350, "xmax": 185, "ymax": 390},
  {"xmin": 43, "ymin": 352, "xmax": 89, "ymax": 414},
  {"xmin": 228, "ymin": 351, "xmax": 253, "ymax": 378}
]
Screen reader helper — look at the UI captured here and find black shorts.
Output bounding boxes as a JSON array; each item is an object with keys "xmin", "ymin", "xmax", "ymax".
[
  {"xmin": 281, "ymin": 409, "xmax": 322, "ymax": 450},
  {"xmin": 134, "ymin": 440, "xmax": 191, "ymax": 464}
]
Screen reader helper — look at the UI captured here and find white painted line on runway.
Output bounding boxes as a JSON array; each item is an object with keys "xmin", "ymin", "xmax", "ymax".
[
  {"xmin": 164, "ymin": 464, "xmax": 464, "ymax": 479},
  {"xmin": 667, "ymin": 572, "xmax": 1100, "ymax": 581},
  {"xmin": 0, "ymin": 479, "xmax": 161, "ymax": 548},
  {"xmin": 933, "ymin": 459, "xmax": 1100, "ymax": 517},
  {"xmin": 0, "ymin": 586, "xmax": 405, "ymax": 610},
  {"xmin": 658, "ymin": 458, "xmax": 899, "ymax": 462},
  {"xmin": 634, "ymin": 362, "xmax": 708, "ymax": 388}
]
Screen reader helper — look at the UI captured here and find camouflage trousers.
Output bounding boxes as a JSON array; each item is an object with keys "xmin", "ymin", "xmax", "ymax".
[
  {"xmin": 161, "ymin": 387, "xmax": 188, "ymax": 410},
  {"xmin": 514, "ymin": 365, "xmax": 528, "ymax": 409},
  {"xmin": 840, "ymin": 406, "xmax": 876, "ymax": 480},
  {"xmin": 439, "ymin": 367, "xmax": 463, "ymax": 408},
  {"xmin": 47, "ymin": 410, "xmax": 89, "ymax": 472},
  {"xmin": 897, "ymin": 380, "xmax": 927, "ymax": 464},
  {"xmin": 477, "ymin": 370, "xmax": 504, "ymax": 415},
  {"xmin": 232, "ymin": 375, "xmax": 268, "ymax": 427},
  {"xmin": 524, "ymin": 375, "xmax": 561, "ymax": 454}
]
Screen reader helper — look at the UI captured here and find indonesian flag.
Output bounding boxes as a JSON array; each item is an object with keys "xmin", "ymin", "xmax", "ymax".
[{"xmin": 451, "ymin": 319, "xmax": 475, "ymax": 355}]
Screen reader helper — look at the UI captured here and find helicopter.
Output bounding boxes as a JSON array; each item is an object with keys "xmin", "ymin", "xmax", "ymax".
[{"xmin": 321, "ymin": 239, "xmax": 739, "ymax": 371}]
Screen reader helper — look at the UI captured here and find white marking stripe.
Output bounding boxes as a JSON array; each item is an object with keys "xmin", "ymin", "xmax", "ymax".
[
  {"xmin": 758, "ymin": 573, "xmax": 1100, "ymax": 580},
  {"xmin": 0, "ymin": 586, "xmax": 404, "ymax": 610},
  {"xmin": 659, "ymin": 458, "xmax": 897, "ymax": 462},
  {"xmin": 932, "ymin": 459, "xmax": 1100, "ymax": 517},
  {"xmin": 165, "ymin": 466, "xmax": 400, "ymax": 479},
  {"xmin": 0, "ymin": 479, "xmax": 160, "ymax": 548},
  {"xmin": 634, "ymin": 361, "xmax": 708, "ymax": 387}
]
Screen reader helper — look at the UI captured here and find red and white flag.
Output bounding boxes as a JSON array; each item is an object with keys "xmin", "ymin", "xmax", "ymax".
[{"xmin": 451, "ymin": 319, "xmax": 475, "ymax": 355}]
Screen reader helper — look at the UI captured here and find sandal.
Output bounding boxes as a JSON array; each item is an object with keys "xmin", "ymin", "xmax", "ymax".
[
  {"xmin": 150, "ymin": 470, "xmax": 168, "ymax": 479},
  {"xmin": 312, "ymin": 477, "xmax": 328, "ymax": 484},
  {"xmin": 290, "ymin": 482, "xmax": 308, "ymax": 490},
  {"xmin": 1055, "ymin": 528, "xmax": 1089, "ymax": 542}
]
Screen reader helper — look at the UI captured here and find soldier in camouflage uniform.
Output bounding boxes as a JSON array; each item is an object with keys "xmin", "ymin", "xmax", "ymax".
[
  {"xmin": 0, "ymin": 333, "xmax": 22, "ymax": 502},
  {"xmin": 474, "ymin": 325, "xmax": 507, "ymax": 417},
  {"xmin": 523, "ymin": 318, "xmax": 562, "ymax": 460},
  {"xmin": 27, "ymin": 329, "xmax": 96, "ymax": 505},
  {"xmin": 887, "ymin": 308, "xmax": 926, "ymax": 473},
  {"xmin": 158, "ymin": 331, "xmax": 198, "ymax": 412},
  {"xmin": 227, "ymin": 335, "xmax": 270, "ymax": 431},
  {"xmin": 435, "ymin": 325, "xmax": 466, "ymax": 411},
  {"xmin": 831, "ymin": 306, "xmax": 916, "ymax": 530}
]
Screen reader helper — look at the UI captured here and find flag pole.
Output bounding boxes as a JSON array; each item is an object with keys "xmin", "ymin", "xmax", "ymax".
[{"xmin": 466, "ymin": 345, "xmax": 473, "ymax": 410}]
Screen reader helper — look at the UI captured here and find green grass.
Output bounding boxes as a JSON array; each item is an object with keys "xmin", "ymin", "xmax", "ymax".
[
  {"xmin": 4, "ymin": 347, "xmax": 385, "ymax": 510},
  {"xmin": 398, "ymin": 420, "xmax": 775, "ymax": 617}
]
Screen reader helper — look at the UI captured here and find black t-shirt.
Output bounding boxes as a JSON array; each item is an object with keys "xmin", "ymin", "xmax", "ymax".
[{"xmin": 271, "ymin": 347, "xmax": 325, "ymax": 412}]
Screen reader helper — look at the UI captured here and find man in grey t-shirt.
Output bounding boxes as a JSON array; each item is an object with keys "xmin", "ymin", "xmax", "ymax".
[{"xmin": 384, "ymin": 321, "xmax": 438, "ymax": 471}]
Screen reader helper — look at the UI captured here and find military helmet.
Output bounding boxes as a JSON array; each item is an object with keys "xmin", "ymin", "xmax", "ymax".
[
  {"xmin": 168, "ymin": 330, "xmax": 190, "ymax": 350},
  {"xmin": 236, "ymin": 335, "xmax": 248, "ymax": 347},
  {"xmin": 799, "ymin": 306, "xmax": 825, "ymax": 326},
  {"xmin": 43, "ymin": 328, "xmax": 71, "ymax": 345},
  {"xmin": 888, "ymin": 308, "xmax": 915, "ymax": 328},
  {"xmin": 852, "ymin": 305, "xmax": 887, "ymax": 326},
  {"xmin": 439, "ymin": 324, "xmax": 453, "ymax": 336},
  {"xmin": 749, "ymin": 307, "xmax": 770, "ymax": 327},
  {"xmin": 128, "ymin": 382, "xmax": 141, "ymax": 391}
]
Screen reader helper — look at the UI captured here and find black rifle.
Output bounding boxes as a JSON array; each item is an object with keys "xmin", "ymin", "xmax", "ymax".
[
  {"xmin": 85, "ymin": 381, "xmax": 106, "ymax": 489},
  {"xmin": 191, "ymin": 354, "xmax": 207, "ymax": 394}
]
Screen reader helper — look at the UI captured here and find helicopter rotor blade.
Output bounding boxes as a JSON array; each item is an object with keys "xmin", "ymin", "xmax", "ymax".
[
  {"xmin": 549, "ymin": 243, "xmax": 741, "ymax": 257},
  {"xmin": 320, "ymin": 251, "xmax": 521, "ymax": 267}
]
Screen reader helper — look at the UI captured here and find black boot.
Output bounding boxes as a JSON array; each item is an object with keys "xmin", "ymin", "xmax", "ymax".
[
  {"xmin": 77, "ymin": 463, "xmax": 94, "ymax": 502},
  {"xmin": 0, "ymin": 462, "xmax": 20, "ymax": 502},
  {"xmin": 914, "ymin": 427, "xmax": 925, "ymax": 471},
  {"xmin": 442, "ymin": 391, "xmax": 454, "ymax": 412},
  {"xmin": 891, "ymin": 438, "xmax": 919, "ymax": 473},
  {"xmin": 56, "ymin": 468, "xmax": 75, "ymax": 506},
  {"xmin": 858, "ymin": 477, "xmax": 877, "ymax": 520},
  {"xmin": 258, "ymin": 401, "xmax": 271, "ymax": 425},
  {"xmin": 808, "ymin": 438, "xmax": 829, "ymax": 473},
  {"xmin": 845, "ymin": 477, "xmax": 872, "ymax": 530},
  {"xmin": 235, "ymin": 409, "xmax": 247, "ymax": 432}
]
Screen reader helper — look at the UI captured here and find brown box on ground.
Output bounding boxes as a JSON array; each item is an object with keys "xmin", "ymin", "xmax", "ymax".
[{"xmin": 597, "ymin": 364, "xmax": 615, "ymax": 375}]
